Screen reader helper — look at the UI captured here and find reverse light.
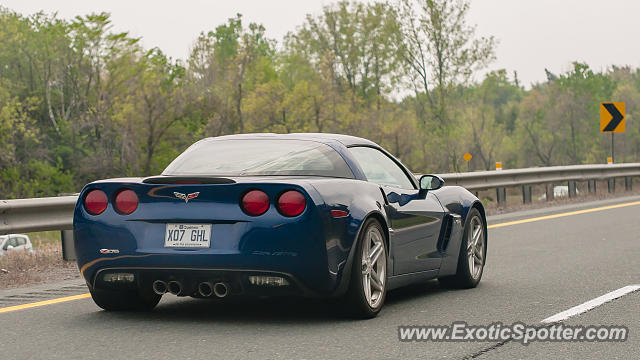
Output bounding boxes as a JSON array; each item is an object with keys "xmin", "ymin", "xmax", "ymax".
[
  {"xmin": 114, "ymin": 189, "xmax": 139, "ymax": 214},
  {"xmin": 102, "ymin": 272, "xmax": 135, "ymax": 283},
  {"xmin": 277, "ymin": 190, "xmax": 306, "ymax": 217},
  {"xmin": 248, "ymin": 275, "xmax": 289, "ymax": 287},
  {"xmin": 241, "ymin": 190, "xmax": 270, "ymax": 216},
  {"xmin": 84, "ymin": 190, "xmax": 108, "ymax": 215}
]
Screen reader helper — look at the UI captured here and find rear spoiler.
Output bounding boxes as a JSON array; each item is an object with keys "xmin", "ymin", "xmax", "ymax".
[{"xmin": 142, "ymin": 176, "xmax": 236, "ymax": 185}]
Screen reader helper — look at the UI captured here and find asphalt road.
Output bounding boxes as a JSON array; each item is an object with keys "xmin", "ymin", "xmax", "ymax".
[{"xmin": 1, "ymin": 196, "xmax": 639, "ymax": 360}]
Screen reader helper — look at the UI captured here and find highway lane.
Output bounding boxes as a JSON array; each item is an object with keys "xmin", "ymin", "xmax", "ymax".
[{"xmin": 1, "ymin": 196, "xmax": 639, "ymax": 359}]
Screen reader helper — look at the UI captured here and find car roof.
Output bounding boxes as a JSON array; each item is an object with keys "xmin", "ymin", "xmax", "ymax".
[{"xmin": 203, "ymin": 133, "xmax": 379, "ymax": 147}]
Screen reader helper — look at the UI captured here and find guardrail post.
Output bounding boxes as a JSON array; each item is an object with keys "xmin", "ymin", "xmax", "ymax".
[
  {"xmin": 608, "ymin": 178, "xmax": 616, "ymax": 193},
  {"xmin": 545, "ymin": 184, "xmax": 554, "ymax": 201},
  {"xmin": 496, "ymin": 187, "xmax": 506, "ymax": 206},
  {"xmin": 568, "ymin": 181, "xmax": 577, "ymax": 198},
  {"xmin": 522, "ymin": 185, "xmax": 532, "ymax": 204},
  {"xmin": 61, "ymin": 230, "xmax": 76, "ymax": 261},
  {"xmin": 625, "ymin": 177, "xmax": 632, "ymax": 191},
  {"xmin": 588, "ymin": 180, "xmax": 596, "ymax": 193}
]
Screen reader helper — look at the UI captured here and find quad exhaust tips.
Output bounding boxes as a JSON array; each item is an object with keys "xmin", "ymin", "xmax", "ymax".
[
  {"xmin": 152, "ymin": 280, "xmax": 168, "ymax": 295},
  {"xmin": 167, "ymin": 280, "xmax": 182, "ymax": 295},
  {"xmin": 213, "ymin": 282, "xmax": 229, "ymax": 298},
  {"xmin": 197, "ymin": 281, "xmax": 228, "ymax": 298},
  {"xmin": 153, "ymin": 280, "xmax": 182, "ymax": 296},
  {"xmin": 155, "ymin": 280, "xmax": 228, "ymax": 298},
  {"xmin": 198, "ymin": 282, "xmax": 214, "ymax": 297}
]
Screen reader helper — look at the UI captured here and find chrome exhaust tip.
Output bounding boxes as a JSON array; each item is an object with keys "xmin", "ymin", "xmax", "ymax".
[
  {"xmin": 167, "ymin": 280, "xmax": 182, "ymax": 295},
  {"xmin": 213, "ymin": 282, "xmax": 229, "ymax": 298},
  {"xmin": 198, "ymin": 282, "xmax": 214, "ymax": 297},
  {"xmin": 152, "ymin": 280, "xmax": 168, "ymax": 295}
]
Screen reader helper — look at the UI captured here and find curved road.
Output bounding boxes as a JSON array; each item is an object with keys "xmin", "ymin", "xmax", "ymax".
[{"xmin": 1, "ymin": 196, "xmax": 639, "ymax": 359}]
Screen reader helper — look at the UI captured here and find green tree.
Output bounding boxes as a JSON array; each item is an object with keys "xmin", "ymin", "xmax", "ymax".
[
  {"xmin": 395, "ymin": 0, "xmax": 495, "ymax": 170},
  {"xmin": 461, "ymin": 70, "xmax": 520, "ymax": 170},
  {"xmin": 187, "ymin": 15, "xmax": 276, "ymax": 136}
]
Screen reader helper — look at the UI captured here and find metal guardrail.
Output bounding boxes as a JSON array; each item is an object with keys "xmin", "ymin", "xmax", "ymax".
[
  {"xmin": 0, "ymin": 196, "xmax": 77, "ymax": 235},
  {"xmin": 439, "ymin": 163, "xmax": 640, "ymax": 191},
  {"xmin": 1, "ymin": 163, "xmax": 639, "ymax": 236}
]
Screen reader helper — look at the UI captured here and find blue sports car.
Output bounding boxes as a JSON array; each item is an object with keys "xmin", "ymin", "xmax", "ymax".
[{"xmin": 74, "ymin": 133, "xmax": 487, "ymax": 318}]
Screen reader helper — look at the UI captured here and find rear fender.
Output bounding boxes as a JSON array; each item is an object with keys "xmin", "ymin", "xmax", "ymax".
[{"xmin": 308, "ymin": 179, "xmax": 391, "ymax": 296}]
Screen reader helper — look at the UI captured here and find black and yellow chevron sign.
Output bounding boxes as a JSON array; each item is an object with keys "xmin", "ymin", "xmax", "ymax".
[{"xmin": 600, "ymin": 102, "xmax": 625, "ymax": 133}]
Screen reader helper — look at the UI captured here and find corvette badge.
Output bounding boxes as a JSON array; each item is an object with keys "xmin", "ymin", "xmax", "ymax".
[{"xmin": 173, "ymin": 192, "xmax": 200, "ymax": 203}]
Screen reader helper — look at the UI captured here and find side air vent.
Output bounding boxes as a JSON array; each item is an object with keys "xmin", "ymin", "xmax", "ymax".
[
  {"xmin": 142, "ymin": 176, "xmax": 236, "ymax": 184},
  {"xmin": 438, "ymin": 214, "xmax": 454, "ymax": 251}
]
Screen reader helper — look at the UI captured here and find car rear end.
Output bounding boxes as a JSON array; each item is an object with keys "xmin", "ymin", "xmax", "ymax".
[{"xmin": 73, "ymin": 176, "xmax": 343, "ymax": 300}]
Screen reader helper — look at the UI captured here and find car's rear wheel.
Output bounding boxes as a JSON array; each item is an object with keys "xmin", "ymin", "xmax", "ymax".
[
  {"xmin": 344, "ymin": 218, "xmax": 387, "ymax": 318},
  {"xmin": 439, "ymin": 208, "xmax": 486, "ymax": 288},
  {"xmin": 90, "ymin": 288, "xmax": 161, "ymax": 311}
]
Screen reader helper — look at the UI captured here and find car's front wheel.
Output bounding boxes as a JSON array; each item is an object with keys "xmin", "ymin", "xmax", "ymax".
[
  {"xmin": 344, "ymin": 218, "xmax": 388, "ymax": 318},
  {"xmin": 90, "ymin": 288, "xmax": 161, "ymax": 311}
]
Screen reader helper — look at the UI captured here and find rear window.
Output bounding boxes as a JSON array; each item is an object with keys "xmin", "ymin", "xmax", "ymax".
[{"xmin": 163, "ymin": 139, "xmax": 354, "ymax": 178}]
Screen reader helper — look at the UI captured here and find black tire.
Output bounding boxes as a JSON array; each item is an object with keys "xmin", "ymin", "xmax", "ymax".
[
  {"xmin": 344, "ymin": 218, "xmax": 388, "ymax": 319},
  {"xmin": 90, "ymin": 288, "xmax": 161, "ymax": 311},
  {"xmin": 439, "ymin": 208, "xmax": 486, "ymax": 289}
]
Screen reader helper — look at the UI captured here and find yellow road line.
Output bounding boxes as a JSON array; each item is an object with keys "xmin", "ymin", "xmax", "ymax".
[
  {"xmin": 1, "ymin": 200, "xmax": 638, "ymax": 315},
  {"xmin": 488, "ymin": 200, "xmax": 640, "ymax": 229},
  {"xmin": 0, "ymin": 293, "xmax": 91, "ymax": 314}
]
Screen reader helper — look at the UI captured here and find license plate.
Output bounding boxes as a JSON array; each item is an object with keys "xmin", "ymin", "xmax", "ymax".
[{"xmin": 164, "ymin": 223, "xmax": 211, "ymax": 248}]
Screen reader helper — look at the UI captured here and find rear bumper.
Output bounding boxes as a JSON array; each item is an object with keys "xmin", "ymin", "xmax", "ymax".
[
  {"xmin": 74, "ymin": 217, "xmax": 357, "ymax": 297},
  {"xmin": 93, "ymin": 267, "xmax": 316, "ymax": 297},
  {"xmin": 79, "ymin": 250, "xmax": 347, "ymax": 297}
]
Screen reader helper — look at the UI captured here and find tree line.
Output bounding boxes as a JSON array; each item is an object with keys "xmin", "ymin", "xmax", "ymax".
[{"xmin": 1, "ymin": 0, "xmax": 639, "ymax": 199}]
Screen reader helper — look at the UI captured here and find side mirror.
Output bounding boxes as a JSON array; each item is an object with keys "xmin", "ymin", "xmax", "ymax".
[
  {"xmin": 6, "ymin": 245, "xmax": 13, "ymax": 251},
  {"xmin": 419, "ymin": 174, "xmax": 445, "ymax": 192}
]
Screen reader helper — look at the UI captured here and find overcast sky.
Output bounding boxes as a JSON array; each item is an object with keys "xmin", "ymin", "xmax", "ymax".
[{"xmin": 3, "ymin": 0, "xmax": 639, "ymax": 87}]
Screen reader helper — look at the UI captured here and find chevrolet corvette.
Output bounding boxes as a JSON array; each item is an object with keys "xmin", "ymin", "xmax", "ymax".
[{"xmin": 74, "ymin": 133, "xmax": 487, "ymax": 318}]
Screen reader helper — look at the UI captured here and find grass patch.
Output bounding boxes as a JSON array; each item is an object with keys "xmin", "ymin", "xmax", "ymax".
[
  {"xmin": 25, "ymin": 231, "xmax": 61, "ymax": 245},
  {"xmin": 0, "ymin": 240, "xmax": 78, "ymax": 289}
]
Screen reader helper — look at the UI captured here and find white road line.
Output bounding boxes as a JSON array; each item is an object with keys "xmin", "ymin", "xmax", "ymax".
[{"xmin": 541, "ymin": 285, "xmax": 640, "ymax": 324}]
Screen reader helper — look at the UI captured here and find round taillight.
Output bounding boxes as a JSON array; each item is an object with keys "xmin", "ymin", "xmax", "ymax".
[
  {"xmin": 114, "ymin": 189, "xmax": 138, "ymax": 215},
  {"xmin": 84, "ymin": 190, "xmax": 108, "ymax": 215},
  {"xmin": 241, "ymin": 190, "xmax": 270, "ymax": 216},
  {"xmin": 277, "ymin": 190, "xmax": 306, "ymax": 217}
]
